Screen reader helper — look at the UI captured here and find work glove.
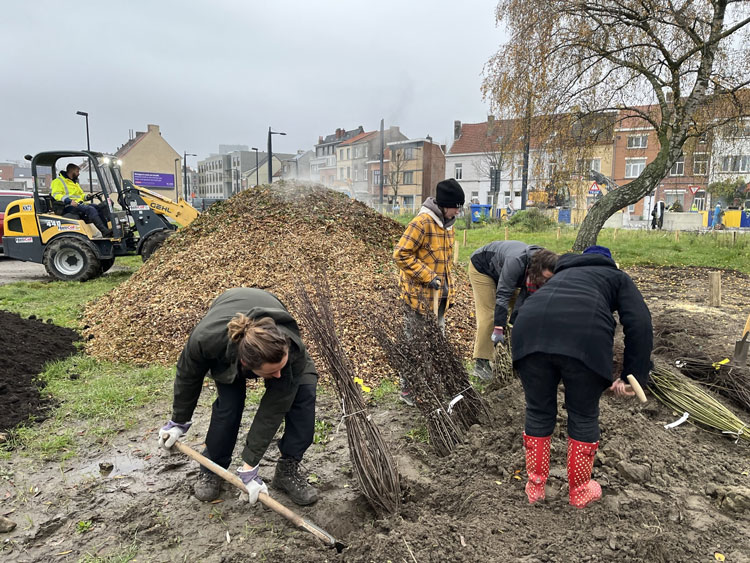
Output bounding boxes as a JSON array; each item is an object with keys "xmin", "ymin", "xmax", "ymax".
[
  {"xmin": 158, "ymin": 420, "xmax": 192, "ymax": 450},
  {"xmin": 238, "ymin": 466, "xmax": 268, "ymax": 505},
  {"xmin": 491, "ymin": 326, "xmax": 505, "ymax": 346},
  {"xmin": 427, "ymin": 277, "xmax": 441, "ymax": 290}
]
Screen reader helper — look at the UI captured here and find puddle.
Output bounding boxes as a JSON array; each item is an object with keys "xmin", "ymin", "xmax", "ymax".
[{"xmin": 76, "ymin": 453, "xmax": 146, "ymax": 479}]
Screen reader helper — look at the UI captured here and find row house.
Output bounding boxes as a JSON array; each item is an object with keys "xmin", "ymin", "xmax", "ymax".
[
  {"xmin": 281, "ymin": 150, "xmax": 314, "ymax": 181},
  {"xmin": 335, "ymin": 126, "xmax": 407, "ymax": 200},
  {"xmin": 365, "ymin": 137, "xmax": 446, "ymax": 210},
  {"xmin": 310, "ymin": 126, "xmax": 364, "ymax": 186}
]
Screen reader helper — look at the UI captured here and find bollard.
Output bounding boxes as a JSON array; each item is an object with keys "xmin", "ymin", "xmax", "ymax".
[{"xmin": 708, "ymin": 271, "xmax": 721, "ymax": 307}]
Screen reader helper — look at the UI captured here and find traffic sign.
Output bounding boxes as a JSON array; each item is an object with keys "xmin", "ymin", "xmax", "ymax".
[
  {"xmin": 588, "ymin": 182, "xmax": 601, "ymax": 195},
  {"xmin": 688, "ymin": 185, "xmax": 701, "ymax": 195}
]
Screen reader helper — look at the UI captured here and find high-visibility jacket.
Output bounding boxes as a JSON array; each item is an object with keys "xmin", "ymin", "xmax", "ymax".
[{"xmin": 50, "ymin": 174, "xmax": 85, "ymax": 204}]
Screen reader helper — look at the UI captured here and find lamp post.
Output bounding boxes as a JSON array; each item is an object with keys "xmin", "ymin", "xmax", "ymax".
[
  {"xmin": 267, "ymin": 127, "xmax": 286, "ymax": 184},
  {"xmin": 174, "ymin": 158, "xmax": 181, "ymax": 202},
  {"xmin": 251, "ymin": 147, "xmax": 259, "ymax": 187},
  {"xmin": 183, "ymin": 152, "xmax": 196, "ymax": 201},
  {"xmin": 75, "ymin": 111, "xmax": 93, "ymax": 193}
]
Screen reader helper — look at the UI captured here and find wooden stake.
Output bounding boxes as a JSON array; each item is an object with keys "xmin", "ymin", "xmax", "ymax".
[
  {"xmin": 453, "ymin": 240, "xmax": 459, "ymax": 266},
  {"xmin": 462, "ymin": 229, "xmax": 467, "ymax": 247},
  {"xmin": 556, "ymin": 226, "xmax": 561, "ymax": 240},
  {"xmin": 732, "ymin": 231, "xmax": 737, "ymax": 246},
  {"xmin": 613, "ymin": 228, "xmax": 618, "ymax": 241},
  {"xmin": 504, "ymin": 226, "xmax": 509, "ymax": 240},
  {"xmin": 675, "ymin": 230, "xmax": 680, "ymax": 242},
  {"xmin": 708, "ymin": 271, "xmax": 722, "ymax": 307}
]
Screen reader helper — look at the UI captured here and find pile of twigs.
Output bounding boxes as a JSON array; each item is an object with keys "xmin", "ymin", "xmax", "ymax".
[
  {"xmin": 295, "ymin": 274, "xmax": 401, "ymax": 516},
  {"xmin": 650, "ymin": 364, "xmax": 750, "ymax": 444},
  {"xmin": 674, "ymin": 357, "xmax": 750, "ymax": 413},
  {"xmin": 375, "ymin": 298, "xmax": 489, "ymax": 455}
]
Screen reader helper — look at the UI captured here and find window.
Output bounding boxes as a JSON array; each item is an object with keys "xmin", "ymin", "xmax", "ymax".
[
  {"xmin": 725, "ymin": 123, "xmax": 750, "ymax": 138},
  {"xmin": 670, "ymin": 156, "xmax": 685, "ymax": 176},
  {"xmin": 373, "ymin": 170, "xmax": 380, "ymax": 186},
  {"xmin": 347, "ymin": 166, "xmax": 351, "ymax": 179},
  {"xmin": 404, "ymin": 148, "xmax": 415, "ymax": 160},
  {"xmin": 721, "ymin": 155, "xmax": 750, "ymax": 173},
  {"xmin": 576, "ymin": 158, "xmax": 601, "ymax": 175},
  {"xmin": 347, "ymin": 148, "xmax": 351, "ymax": 160},
  {"xmin": 490, "ymin": 167, "xmax": 501, "ymax": 191},
  {"xmin": 354, "ymin": 169, "xmax": 359, "ymax": 181},
  {"xmin": 693, "ymin": 153, "xmax": 709, "ymax": 175},
  {"xmin": 403, "ymin": 171, "xmax": 414, "ymax": 184},
  {"xmin": 625, "ymin": 157, "xmax": 646, "ymax": 178},
  {"xmin": 471, "ymin": 191, "xmax": 479, "ymax": 199},
  {"xmin": 454, "ymin": 163, "xmax": 463, "ymax": 180},
  {"xmin": 627, "ymin": 134, "xmax": 649, "ymax": 149},
  {"xmin": 628, "ymin": 204, "xmax": 636, "ymax": 212}
]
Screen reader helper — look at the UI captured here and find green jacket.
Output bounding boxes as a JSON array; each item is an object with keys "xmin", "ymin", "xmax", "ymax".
[{"xmin": 172, "ymin": 287, "xmax": 318, "ymax": 466}]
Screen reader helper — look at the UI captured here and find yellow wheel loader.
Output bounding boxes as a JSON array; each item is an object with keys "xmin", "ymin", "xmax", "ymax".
[{"xmin": 2, "ymin": 150, "xmax": 199, "ymax": 282}]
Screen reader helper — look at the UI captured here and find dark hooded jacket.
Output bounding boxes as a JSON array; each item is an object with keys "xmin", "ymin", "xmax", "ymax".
[
  {"xmin": 171, "ymin": 288, "xmax": 318, "ymax": 465},
  {"xmin": 470, "ymin": 240, "xmax": 541, "ymax": 327},
  {"xmin": 511, "ymin": 253, "xmax": 653, "ymax": 386}
]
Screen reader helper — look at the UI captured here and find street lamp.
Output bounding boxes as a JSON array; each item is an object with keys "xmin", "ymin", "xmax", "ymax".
[
  {"xmin": 183, "ymin": 152, "xmax": 196, "ymax": 201},
  {"xmin": 251, "ymin": 147, "xmax": 259, "ymax": 187},
  {"xmin": 75, "ymin": 111, "xmax": 93, "ymax": 193},
  {"xmin": 174, "ymin": 158, "xmax": 181, "ymax": 202},
  {"xmin": 267, "ymin": 127, "xmax": 286, "ymax": 184}
]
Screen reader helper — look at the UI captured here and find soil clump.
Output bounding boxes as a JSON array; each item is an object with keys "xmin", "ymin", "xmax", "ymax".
[{"xmin": 0, "ymin": 311, "xmax": 79, "ymax": 432}]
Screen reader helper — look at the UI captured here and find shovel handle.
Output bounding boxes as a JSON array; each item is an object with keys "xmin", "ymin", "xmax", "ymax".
[
  {"xmin": 171, "ymin": 441, "xmax": 338, "ymax": 549},
  {"xmin": 432, "ymin": 289, "xmax": 440, "ymax": 316},
  {"xmin": 742, "ymin": 312, "xmax": 750, "ymax": 339},
  {"xmin": 626, "ymin": 375, "xmax": 648, "ymax": 404}
]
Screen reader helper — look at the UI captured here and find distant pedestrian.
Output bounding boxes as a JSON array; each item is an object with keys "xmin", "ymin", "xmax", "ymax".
[
  {"xmin": 651, "ymin": 201, "xmax": 665, "ymax": 230},
  {"xmin": 393, "ymin": 178, "xmax": 464, "ymax": 405},
  {"xmin": 713, "ymin": 203, "xmax": 723, "ymax": 229}
]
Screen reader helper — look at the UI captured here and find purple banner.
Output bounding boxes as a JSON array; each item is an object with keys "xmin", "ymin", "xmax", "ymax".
[{"xmin": 133, "ymin": 171, "xmax": 175, "ymax": 188}]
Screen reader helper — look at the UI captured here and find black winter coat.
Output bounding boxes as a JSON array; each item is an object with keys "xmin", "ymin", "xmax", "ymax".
[
  {"xmin": 511, "ymin": 253, "xmax": 653, "ymax": 386},
  {"xmin": 470, "ymin": 241, "xmax": 541, "ymax": 327}
]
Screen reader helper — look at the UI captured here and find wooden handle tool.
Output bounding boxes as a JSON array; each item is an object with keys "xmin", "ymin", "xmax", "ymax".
[{"xmin": 626, "ymin": 374, "xmax": 648, "ymax": 404}]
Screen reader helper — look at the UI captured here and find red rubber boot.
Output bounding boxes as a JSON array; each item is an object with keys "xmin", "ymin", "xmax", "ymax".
[
  {"xmin": 567, "ymin": 437, "xmax": 602, "ymax": 508},
  {"xmin": 523, "ymin": 433, "xmax": 551, "ymax": 503}
]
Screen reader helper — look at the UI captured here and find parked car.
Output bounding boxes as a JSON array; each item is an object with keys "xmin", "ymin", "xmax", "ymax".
[{"xmin": 0, "ymin": 189, "xmax": 34, "ymax": 253}]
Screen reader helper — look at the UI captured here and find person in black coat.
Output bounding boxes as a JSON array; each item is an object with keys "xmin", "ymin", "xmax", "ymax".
[{"xmin": 511, "ymin": 245, "xmax": 653, "ymax": 508}]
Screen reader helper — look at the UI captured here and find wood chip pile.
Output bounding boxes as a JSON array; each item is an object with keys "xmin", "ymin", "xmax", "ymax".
[{"xmin": 82, "ymin": 183, "xmax": 476, "ymax": 386}]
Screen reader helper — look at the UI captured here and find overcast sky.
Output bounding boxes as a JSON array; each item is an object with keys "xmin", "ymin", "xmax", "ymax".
[{"xmin": 0, "ymin": 0, "xmax": 505, "ymax": 167}]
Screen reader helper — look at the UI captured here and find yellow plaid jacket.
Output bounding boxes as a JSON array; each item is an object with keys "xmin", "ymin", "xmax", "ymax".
[{"xmin": 393, "ymin": 211, "xmax": 455, "ymax": 312}]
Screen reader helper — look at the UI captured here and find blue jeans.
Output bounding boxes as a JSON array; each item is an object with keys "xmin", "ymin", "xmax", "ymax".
[{"xmin": 517, "ymin": 352, "xmax": 610, "ymax": 442}]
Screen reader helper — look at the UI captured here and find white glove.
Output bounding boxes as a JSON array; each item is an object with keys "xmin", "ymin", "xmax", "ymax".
[
  {"xmin": 158, "ymin": 420, "xmax": 192, "ymax": 450},
  {"xmin": 242, "ymin": 480, "xmax": 269, "ymax": 505}
]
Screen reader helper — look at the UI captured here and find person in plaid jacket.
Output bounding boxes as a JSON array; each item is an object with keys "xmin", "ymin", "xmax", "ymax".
[{"xmin": 393, "ymin": 178, "xmax": 464, "ymax": 404}]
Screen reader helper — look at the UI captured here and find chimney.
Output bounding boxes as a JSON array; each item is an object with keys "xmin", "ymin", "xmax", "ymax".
[
  {"xmin": 336, "ymin": 128, "xmax": 343, "ymax": 139},
  {"xmin": 147, "ymin": 124, "xmax": 160, "ymax": 134},
  {"xmin": 426, "ymin": 135, "xmax": 433, "ymax": 143},
  {"xmin": 318, "ymin": 136, "xmax": 324, "ymax": 144},
  {"xmin": 454, "ymin": 120, "xmax": 462, "ymax": 141}
]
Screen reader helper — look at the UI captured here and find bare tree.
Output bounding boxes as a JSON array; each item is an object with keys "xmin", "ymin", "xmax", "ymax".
[
  {"xmin": 483, "ymin": 0, "xmax": 750, "ymax": 249},
  {"xmin": 387, "ymin": 147, "xmax": 411, "ymax": 203}
]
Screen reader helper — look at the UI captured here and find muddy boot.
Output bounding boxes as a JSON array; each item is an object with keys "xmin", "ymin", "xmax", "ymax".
[
  {"xmin": 193, "ymin": 471, "xmax": 222, "ymax": 502},
  {"xmin": 92, "ymin": 216, "xmax": 112, "ymax": 238},
  {"xmin": 272, "ymin": 457, "xmax": 318, "ymax": 506},
  {"xmin": 472, "ymin": 359, "xmax": 493, "ymax": 381},
  {"xmin": 524, "ymin": 433, "xmax": 551, "ymax": 503},
  {"xmin": 567, "ymin": 437, "xmax": 601, "ymax": 508}
]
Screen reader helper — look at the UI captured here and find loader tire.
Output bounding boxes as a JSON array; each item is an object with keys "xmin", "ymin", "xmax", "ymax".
[
  {"xmin": 43, "ymin": 237, "xmax": 101, "ymax": 282},
  {"xmin": 140, "ymin": 230, "xmax": 172, "ymax": 262},
  {"xmin": 99, "ymin": 257, "xmax": 116, "ymax": 274}
]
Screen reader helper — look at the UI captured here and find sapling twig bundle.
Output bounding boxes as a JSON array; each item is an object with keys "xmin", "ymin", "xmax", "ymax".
[
  {"xmin": 674, "ymin": 357, "xmax": 750, "ymax": 413},
  {"xmin": 295, "ymin": 273, "xmax": 400, "ymax": 516}
]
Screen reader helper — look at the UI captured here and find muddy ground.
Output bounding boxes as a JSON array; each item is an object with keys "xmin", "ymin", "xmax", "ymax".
[{"xmin": 1, "ymin": 266, "xmax": 749, "ymax": 562}]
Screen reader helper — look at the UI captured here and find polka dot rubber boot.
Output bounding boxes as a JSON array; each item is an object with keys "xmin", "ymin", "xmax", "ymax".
[
  {"xmin": 567, "ymin": 437, "xmax": 602, "ymax": 508},
  {"xmin": 523, "ymin": 433, "xmax": 551, "ymax": 503}
]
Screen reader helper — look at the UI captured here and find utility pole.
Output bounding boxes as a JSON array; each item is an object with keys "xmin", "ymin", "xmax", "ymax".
[
  {"xmin": 183, "ymin": 151, "xmax": 196, "ymax": 201},
  {"xmin": 379, "ymin": 118, "xmax": 385, "ymax": 206}
]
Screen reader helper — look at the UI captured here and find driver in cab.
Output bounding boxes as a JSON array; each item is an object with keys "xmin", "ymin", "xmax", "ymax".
[{"xmin": 50, "ymin": 163, "xmax": 112, "ymax": 237}]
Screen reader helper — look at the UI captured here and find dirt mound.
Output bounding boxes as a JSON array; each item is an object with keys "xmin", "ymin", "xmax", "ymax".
[
  {"xmin": 81, "ymin": 184, "xmax": 476, "ymax": 385},
  {"xmin": 0, "ymin": 311, "xmax": 79, "ymax": 432}
]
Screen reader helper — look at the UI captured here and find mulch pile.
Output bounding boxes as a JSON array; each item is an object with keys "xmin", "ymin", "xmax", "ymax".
[
  {"xmin": 81, "ymin": 183, "xmax": 476, "ymax": 385},
  {"xmin": 0, "ymin": 311, "xmax": 79, "ymax": 432}
]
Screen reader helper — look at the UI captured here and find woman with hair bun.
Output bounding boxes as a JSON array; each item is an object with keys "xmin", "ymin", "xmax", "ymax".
[{"xmin": 158, "ymin": 287, "xmax": 319, "ymax": 506}]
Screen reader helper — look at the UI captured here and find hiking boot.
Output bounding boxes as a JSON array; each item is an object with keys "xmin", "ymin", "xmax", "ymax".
[
  {"xmin": 399, "ymin": 389, "xmax": 416, "ymax": 407},
  {"xmin": 272, "ymin": 457, "xmax": 318, "ymax": 506},
  {"xmin": 472, "ymin": 359, "xmax": 493, "ymax": 381},
  {"xmin": 193, "ymin": 471, "xmax": 222, "ymax": 502}
]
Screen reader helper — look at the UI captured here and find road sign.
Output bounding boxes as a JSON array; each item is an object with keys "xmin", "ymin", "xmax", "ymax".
[
  {"xmin": 688, "ymin": 185, "xmax": 701, "ymax": 195},
  {"xmin": 588, "ymin": 182, "xmax": 601, "ymax": 195}
]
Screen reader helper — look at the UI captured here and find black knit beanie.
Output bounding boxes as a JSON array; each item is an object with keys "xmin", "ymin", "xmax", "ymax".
[{"xmin": 435, "ymin": 178, "xmax": 465, "ymax": 208}]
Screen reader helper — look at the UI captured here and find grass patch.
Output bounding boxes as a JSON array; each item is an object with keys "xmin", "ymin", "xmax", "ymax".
[
  {"xmin": 0, "ymin": 255, "xmax": 142, "ymax": 328},
  {"xmin": 78, "ymin": 538, "xmax": 139, "ymax": 563},
  {"xmin": 454, "ymin": 224, "xmax": 750, "ymax": 273},
  {"xmin": 3, "ymin": 354, "xmax": 174, "ymax": 459},
  {"xmin": 370, "ymin": 378, "xmax": 399, "ymax": 404},
  {"xmin": 405, "ymin": 425, "xmax": 429, "ymax": 444},
  {"xmin": 313, "ymin": 419, "xmax": 334, "ymax": 445}
]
